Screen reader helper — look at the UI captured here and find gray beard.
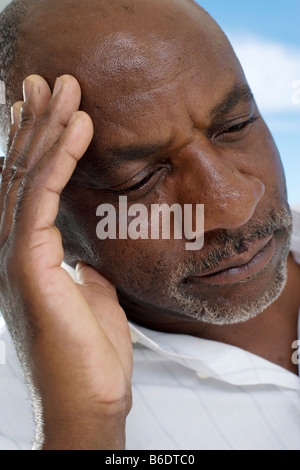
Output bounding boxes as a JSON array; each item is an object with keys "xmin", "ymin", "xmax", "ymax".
[{"xmin": 167, "ymin": 208, "xmax": 293, "ymax": 326}]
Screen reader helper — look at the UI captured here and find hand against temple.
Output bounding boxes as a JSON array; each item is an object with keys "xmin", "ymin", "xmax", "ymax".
[{"xmin": 0, "ymin": 75, "xmax": 133, "ymax": 450}]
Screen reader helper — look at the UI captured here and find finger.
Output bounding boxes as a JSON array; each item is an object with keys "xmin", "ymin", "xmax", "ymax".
[
  {"xmin": 0, "ymin": 157, "xmax": 4, "ymax": 176},
  {"xmin": 8, "ymin": 101, "xmax": 23, "ymax": 148},
  {"xmin": 0, "ymin": 75, "xmax": 81, "ymax": 240},
  {"xmin": 16, "ymin": 75, "xmax": 82, "ymax": 172},
  {"xmin": 0, "ymin": 102, "xmax": 22, "ymax": 179},
  {"xmin": 13, "ymin": 111, "xmax": 94, "ymax": 249},
  {"xmin": 5, "ymin": 75, "xmax": 52, "ymax": 169},
  {"xmin": 0, "ymin": 76, "xmax": 52, "ymax": 233},
  {"xmin": 76, "ymin": 262, "xmax": 119, "ymax": 299},
  {"xmin": 75, "ymin": 261, "xmax": 133, "ymax": 377},
  {"xmin": 0, "ymin": 101, "xmax": 22, "ymax": 195}
]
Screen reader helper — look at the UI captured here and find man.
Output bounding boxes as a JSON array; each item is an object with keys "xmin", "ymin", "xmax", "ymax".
[{"xmin": 0, "ymin": 0, "xmax": 299, "ymax": 450}]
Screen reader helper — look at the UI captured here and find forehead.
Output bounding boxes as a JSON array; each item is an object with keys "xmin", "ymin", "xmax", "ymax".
[
  {"xmin": 78, "ymin": 31, "xmax": 243, "ymax": 153},
  {"xmin": 18, "ymin": 0, "xmax": 245, "ymax": 152},
  {"xmin": 21, "ymin": 0, "xmax": 240, "ymax": 94}
]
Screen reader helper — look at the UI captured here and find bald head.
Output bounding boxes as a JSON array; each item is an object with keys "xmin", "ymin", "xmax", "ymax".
[{"xmin": 0, "ymin": 0, "xmax": 238, "ymax": 152}]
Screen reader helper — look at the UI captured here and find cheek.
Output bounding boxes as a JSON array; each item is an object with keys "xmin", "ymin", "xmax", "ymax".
[
  {"xmin": 58, "ymin": 189, "xmax": 187, "ymax": 298},
  {"xmin": 230, "ymin": 121, "xmax": 288, "ymax": 208},
  {"xmin": 262, "ymin": 129, "xmax": 287, "ymax": 196},
  {"xmin": 96, "ymin": 238, "xmax": 184, "ymax": 297},
  {"xmin": 248, "ymin": 123, "xmax": 287, "ymax": 193},
  {"xmin": 92, "ymin": 198, "xmax": 184, "ymax": 286}
]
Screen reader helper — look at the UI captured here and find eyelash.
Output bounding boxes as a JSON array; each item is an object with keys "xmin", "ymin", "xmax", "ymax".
[
  {"xmin": 112, "ymin": 168, "xmax": 164, "ymax": 195},
  {"xmin": 121, "ymin": 171, "xmax": 157, "ymax": 192},
  {"xmin": 215, "ymin": 115, "xmax": 259, "ymax": 139},
  {"xmin": 111, "ymin": 116, "xmax": 259, "ymax": 195}
]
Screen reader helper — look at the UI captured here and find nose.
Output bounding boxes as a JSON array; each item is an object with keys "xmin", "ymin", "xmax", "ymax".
[{"xmin": 178, "ymin": 145, "xmax": 265, "ymax": 233}]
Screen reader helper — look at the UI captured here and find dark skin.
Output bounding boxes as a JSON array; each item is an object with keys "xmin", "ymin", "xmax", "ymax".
[
  {"xmin": 1, "ymin": 0, "xmax": 300, "ymax": 450},
  {"xmin": 122, "ymin": 253, "xmax": 300, "ymax": 375}
]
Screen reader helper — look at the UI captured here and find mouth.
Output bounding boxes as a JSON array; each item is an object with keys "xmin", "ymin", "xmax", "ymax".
[{"xmin": 189, "ymin": 235, "xmax": 275, "ymax": 286}]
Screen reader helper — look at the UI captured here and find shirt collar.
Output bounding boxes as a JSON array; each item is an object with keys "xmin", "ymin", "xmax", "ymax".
[
  {"xmin": 129, "ymin": 319, "xmax": 300, "ymax": 390},
  {"xmin": 129, "ymin": 207, "xmax": 300, "ymax": 391}
]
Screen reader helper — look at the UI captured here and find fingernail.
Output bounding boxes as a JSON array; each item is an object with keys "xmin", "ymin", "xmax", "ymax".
[
  {"xmin": 53, "ymin": 77, "xmax": 63, "ymax": 97},
  {"xmin": 75, "ymin": 261, "xmax": 84, "ymax": 272},
  {"xmin": 10, "ymin": 104, "xmax": 19, "ymax": 125},
  {"xmin": 10, "ymin": 106, "xmax": 16, "ymax": 125},
  {"xmin": 22, "ymin": 79, "xmax": 33, "ymax": 102}
]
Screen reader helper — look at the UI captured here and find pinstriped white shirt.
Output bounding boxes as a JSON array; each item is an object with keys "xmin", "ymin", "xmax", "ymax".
[{"xmin": 0, "ymin": 208, "xmax": 299, "ymax": 450}]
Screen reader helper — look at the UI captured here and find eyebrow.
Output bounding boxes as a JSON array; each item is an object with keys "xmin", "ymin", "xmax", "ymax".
[
  {"xmin": 72, "ymin": 136, "xmax": 177, "ymax": 184},
  {"xmin": 210, "ymin": 83, "xmax": 254, "ymax": 120},
  {"xmin": 102, "ymin": 136, "xmax": 176, "ymax": 169}
]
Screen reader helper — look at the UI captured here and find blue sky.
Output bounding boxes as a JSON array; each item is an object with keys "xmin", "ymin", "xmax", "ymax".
[
  {"xmin": 197, "ymin": 0, "xmax": 300, "ymax": 206},
  {"xmin": 197, "ymin": 0, "xmax": 300, "ymax": 46}
]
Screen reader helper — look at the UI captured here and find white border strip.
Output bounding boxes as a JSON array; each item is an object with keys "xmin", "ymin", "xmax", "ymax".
[{"xmin": 0, "ymin": 80, "xmax": 6, "ymax": 105}]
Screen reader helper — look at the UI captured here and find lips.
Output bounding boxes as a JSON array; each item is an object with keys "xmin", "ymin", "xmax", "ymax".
[{"xmin": 190, "ymin": 235, "xmax": 275, "ymax": 286}]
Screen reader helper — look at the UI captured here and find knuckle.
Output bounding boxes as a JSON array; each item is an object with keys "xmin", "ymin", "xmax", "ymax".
[
  {"xmin": 40, "ymin": 106, "xmax": 68, "ymax": 130},
  {"xmin": 15, "ymin": 173, "xmax": 28, "ymax": 193},
  {"xmin": 1, "ymin": 165, "xmax": 13, "ymax": 186},
  {"xmin": 39, "ymin": 105, "xmax": 52, "ymax": 122},
  {"xmin": 19, "ymin": 102, "xmax": 38, "ymax": 131},
  {"xmin": 1, "ymin": 158, "xmax": 27, "ymax": 186},
  {"xmin": 19, "ymin": 112, "xmax": 37, "ymax": 132},
  {"xmin": 5, "ymin": 148, "xmax": 20, "ymax": 166},
  {"xmin": 17, "ymin": 169, "xmax": 41, "ymax": 193}
]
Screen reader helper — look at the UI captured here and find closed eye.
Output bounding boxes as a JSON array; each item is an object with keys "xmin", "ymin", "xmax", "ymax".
[
  {"xmin": 120, "ymin": 171, "xmax": 157, "ymax": 192},
  {"xmin": 213, "ymin": 115, "xmax": 260, "ymax": 141},
  {"xmin": 110, "ymin": 167, "xmax": 168, "ymax": 195},
  {"xmin": 225, "ymin": 115, "xmax": 259, "ymax": 134}
]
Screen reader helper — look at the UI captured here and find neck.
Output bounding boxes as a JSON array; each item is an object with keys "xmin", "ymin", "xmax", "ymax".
[{"xmin": 121, "ymin": 253, "xmax": 300, "ymax": 375}]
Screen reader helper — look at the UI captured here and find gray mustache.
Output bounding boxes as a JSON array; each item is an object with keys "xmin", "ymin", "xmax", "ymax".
[{"xmin": 183, "ymin": 208, "xmax": 293, "ymax": 277}]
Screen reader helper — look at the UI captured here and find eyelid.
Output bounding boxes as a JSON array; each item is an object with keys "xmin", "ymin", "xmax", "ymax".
[
  {"xmin": 109, "ymin": 166, "xmax": 168, "ymax": 194},
  {"xmin": 108, "ymin": 164, "xmax": 155, "ymax": 190},
  {"xmin": 225, "ymin": 115, "xmax": 258, "ymax": 132},
  {"xmin": 211, "ymin": 114, "xmax": 259, "ymax": 139}
]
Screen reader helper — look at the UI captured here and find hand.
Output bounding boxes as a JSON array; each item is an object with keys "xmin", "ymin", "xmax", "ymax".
[{"xmin": 0, "ymin": 75, "xmax": 133, "ymax": 450}]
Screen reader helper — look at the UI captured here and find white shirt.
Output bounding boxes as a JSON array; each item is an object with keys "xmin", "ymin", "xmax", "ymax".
[{"xmin": 0, "ymin": 208, "xmax": 300, "ymax": 450}]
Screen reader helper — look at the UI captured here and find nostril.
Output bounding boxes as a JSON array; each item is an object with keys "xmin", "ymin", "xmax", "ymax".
[{"xmin": 254, "ymin": 178, "xmax": 265, "ymax": 201}]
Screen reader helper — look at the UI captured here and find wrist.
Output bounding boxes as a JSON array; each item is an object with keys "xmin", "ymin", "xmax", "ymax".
[
  {"xmin": 38, "ymin": 412, "xmax": 127, "ymax": 450},
  {"xmin": 34, "ymin": 399, "xmax": 130, "ymax": 450}
]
